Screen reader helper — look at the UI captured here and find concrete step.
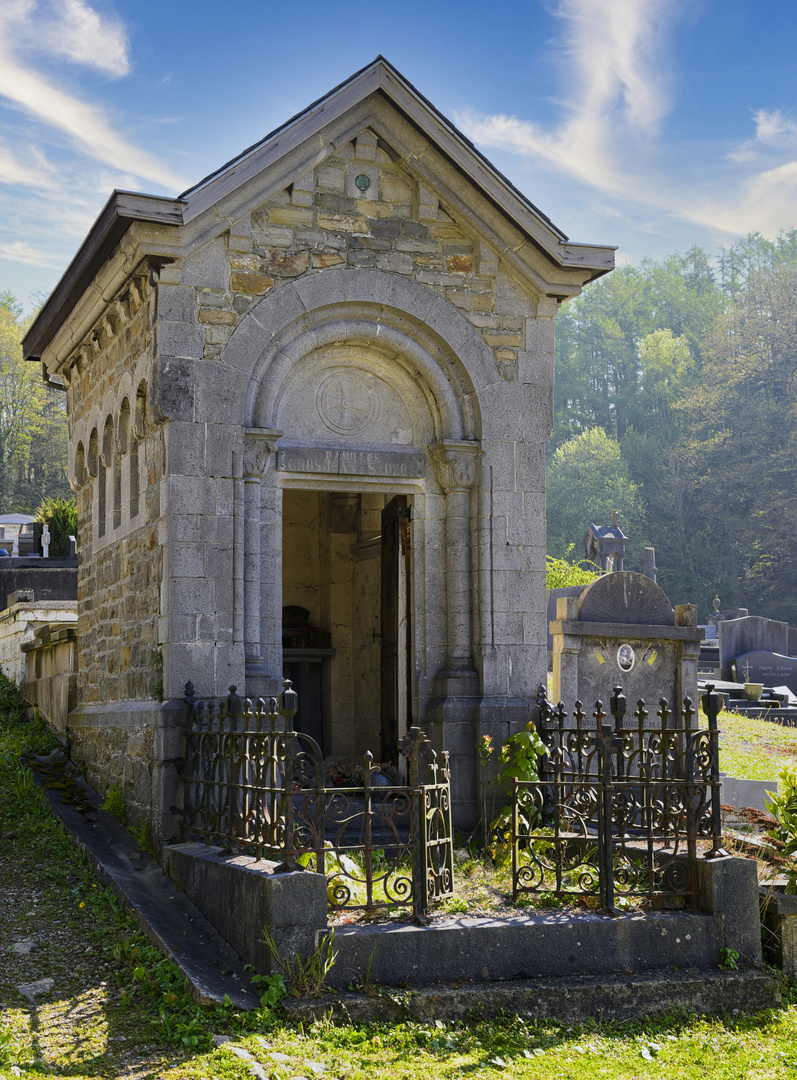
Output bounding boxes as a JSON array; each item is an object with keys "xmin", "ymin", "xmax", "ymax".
[{"xmin": 284, "ymin": 967, "xmax": 779, "ymax": 1024}]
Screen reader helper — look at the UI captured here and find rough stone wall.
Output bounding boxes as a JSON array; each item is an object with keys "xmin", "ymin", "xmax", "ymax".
[
  {"xmin": 68, "ymin": 708, "xmax": 156, "ymax": 819},
  {"xmin": 66, "ymin": 274, "xmax": 164, "ymax": 705},
  {"xmin": 178, "ymin": 128, "xmax": 538, "ymax": 385}
]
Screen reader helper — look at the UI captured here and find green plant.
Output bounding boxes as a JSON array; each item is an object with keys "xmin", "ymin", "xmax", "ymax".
[
  {"xmin": 719, "ymin": 947, "xmax": 740, "ymax": 970},
  {"xmin": 101, "ymin": 783, "xmax": 126, "ymax": 821},
  {"xmin": 546, "ymin": 545, "xmax": 601, "ymax": 589},
  {"xmin": 130, "ymin": 820, "xmax": 155, "ymax": 857},
  {"xmin": 488, "ymin": 721, "xmax": 548, "ymax": 860},
  {"xmin": 33, "ymin": 495, "xmax": 77, "ymax": 557},
  {"xmin": 250, "ymin": 971, "xmax": 287, "ymax": 1008},
  {"xmin": 262, "ymin": 927, "xmax": 337, "ymax": 998},
  {"xmin": 766, "ymin": 758, "xmax": 797, "ymax": 893}
]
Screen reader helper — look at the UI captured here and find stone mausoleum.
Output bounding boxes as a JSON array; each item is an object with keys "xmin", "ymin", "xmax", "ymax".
[{"xmin": 23, "ymin": 59, "xmax": 614, "ymax": 840}]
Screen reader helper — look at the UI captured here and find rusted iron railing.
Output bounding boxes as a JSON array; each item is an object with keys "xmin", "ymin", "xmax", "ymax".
[
  {"xmin": 182, "ymin": 681, "xmax": 453, "ymax": 923},
  {"xmin": 510, "ymin": 683, "xmax": 727, "ymax": 913}
]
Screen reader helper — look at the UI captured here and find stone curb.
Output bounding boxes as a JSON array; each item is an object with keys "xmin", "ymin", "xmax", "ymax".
[
  {"xmin": 284, "ymin": 967, "xmax": 781, "ymax": 1024},
  {"xmin": 25, "ymin": 753, "xmax": 259, "ymax": 1010}
]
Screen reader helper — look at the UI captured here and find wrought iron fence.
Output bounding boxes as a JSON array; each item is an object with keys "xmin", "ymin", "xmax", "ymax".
[
  {"xmin": 182, "ymin": 681, "xmax": 453, "ymax": 923},
  {"xmin": 510, "ymin": 683, "xmax": 728, "ymax": 912}
]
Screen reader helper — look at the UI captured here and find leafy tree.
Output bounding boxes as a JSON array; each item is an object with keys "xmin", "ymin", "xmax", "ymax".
[
  {"xmin": 34, "ymin": 496, "xmax": 77, "ymax": 557},
  {"xmin": 0, "ymin": 293, "xmax": 69, "ymax": 513},
  {"xmin": 677, "ymin": 259, "xmax": 797, "ymax": 622},
  {"xmin": 546, "ymin": 428, "xmax": 646, "ymax": 567},
  {"xmin": 545, "ymin": 547, "xmax": 600, "ymax": 590}
]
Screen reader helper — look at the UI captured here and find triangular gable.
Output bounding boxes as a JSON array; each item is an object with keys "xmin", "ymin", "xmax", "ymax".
[
  {"xmin": 179, "ymin": 57, "xmax": 613, "ymax": 274},
  {"xmin": 24, "ymin": 57, "xmax": 615, "ymax": 363}
]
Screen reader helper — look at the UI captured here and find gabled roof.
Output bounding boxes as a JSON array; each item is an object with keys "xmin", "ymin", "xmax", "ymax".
[{"xmin": 24, "ymin": 56, "xmax": 615, "ymax": 363}]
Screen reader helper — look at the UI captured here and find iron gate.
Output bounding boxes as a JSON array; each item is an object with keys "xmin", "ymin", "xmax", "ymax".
[
  {"xmin": 510, "ymin": 684, "xmax": 727, "ymax": 911},
  {"xmin": 182, "ymin": 681, "xmax": 453, "ymax": 922}
]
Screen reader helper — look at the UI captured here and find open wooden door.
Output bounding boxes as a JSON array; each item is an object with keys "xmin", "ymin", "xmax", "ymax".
[{"xmin": 380, "ymin": 495, "xmax": 412, "ymax": 763}]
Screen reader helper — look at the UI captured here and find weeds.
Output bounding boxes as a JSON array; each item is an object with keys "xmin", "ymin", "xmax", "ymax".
[
  {"xmin": 262, "ymin": 928, "xmax": 337, "ymax": 998},
  {"xmin": 101, "ymin": 782, "xmax": 126, "ymax": 820},
  {"xmin": 130, "ymin": 819, "xmax": 156, "ymax": 856}
]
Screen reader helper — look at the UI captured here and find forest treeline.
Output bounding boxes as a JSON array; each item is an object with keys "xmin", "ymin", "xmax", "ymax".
[
  {"xmin": 3, "ymin": 229, "xmax": 797, "ymax": 623},
  {"xmin": 549, "ymin": 229, "xmax": 797, "ymax": 626},
  {"xmin": 0, "ymin": 292, "xmax": 70, "ymax": 514}
]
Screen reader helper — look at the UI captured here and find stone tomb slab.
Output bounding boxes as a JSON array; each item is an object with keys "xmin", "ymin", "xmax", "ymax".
[{"xmin": 734, "ymin": 651, "xmax": 797, "ymax": 696}]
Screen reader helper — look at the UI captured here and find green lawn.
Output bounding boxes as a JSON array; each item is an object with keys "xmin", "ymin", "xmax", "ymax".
[
  {"xmin": 3, "ymin": 686, "xmax": 797, "ymax": 1079},
  {"xmin": 714, "ymin": 709, "xmax": 797, "ymax": 783}
]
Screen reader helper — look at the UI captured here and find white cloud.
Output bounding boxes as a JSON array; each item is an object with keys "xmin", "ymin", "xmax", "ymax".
[
  {"xmin": 754, "ymin": 108, "xmax": 797, "ymax": 147},
  {"xmin": 456, "ymin": 0, "xmax": 675, "ymax": 199},
  {"xmin": 39, "ymin": 0, "xmax": 130, "ymax": 76},
  {"xmin": 455, "ymin": 0, "xmax": 797, "ymax": 243},
  {"xmin": 0, "ymin": 1, "xmax": 187, "ymax": 190},
  {"xmin": 728, "ymin": 108, "xmax": 797, "ymax": 162},
  {"xmin": 0, "ymin": 239, "xmax": 66, "ymax": 268},
  {"xmin": 0, "ymin": 144, "xmax": 56, "ymax": 188}
]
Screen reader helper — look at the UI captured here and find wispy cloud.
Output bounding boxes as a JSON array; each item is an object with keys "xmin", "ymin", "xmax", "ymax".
[
  {"xmin": 0, "ymin": 144, "xmax": 56, "ymax": 188},
  {"xmin": 456, "ymin": 0, "xmax": 675, "ymax": 198},
  {"xmin": 455, "ymin": 0, "xmax": 797, "ymax": 242},
  {"xmin": 0, "ymin": 1, "xmax": 187, "ymax": 190},
  {"xmin": 36, "ymin": 0, "xmax": 130, "ymax": 75},
  {"xmin": 0, "ymin": 239, "xmax": 66, "ymax": 268}
]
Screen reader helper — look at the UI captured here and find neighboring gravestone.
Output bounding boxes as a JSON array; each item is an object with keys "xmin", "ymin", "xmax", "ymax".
[
  {"xmin": 550, "ymin": 571, "xmax": 701, "ymax": 717},
  {"xmin": 718, "ymin": 615, "xmax": 793, "ymax": 681},
  {"xmin": 734, "ymin": 651, "xmax": 797, "ymax": 696},
  {"xmin": 583, "ymin": 511, "xmax": 628, "ymax": 573}
]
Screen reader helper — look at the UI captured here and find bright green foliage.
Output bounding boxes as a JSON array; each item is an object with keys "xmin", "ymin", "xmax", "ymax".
[
  {"xmin": 496, "ymin": 722, "xmax": 548, "ymax": 786},
  {"xmin": 767, "ymin": 759, "xmax": 797, "ymax": 868},
  {"xmin": 545, "ymin": 546, "xmax": 600, "ymax": 589},
  {"xmin": 250, "ymin": 970, "xmax": 287, "ymax": 1008},
  {"xmin": 546, "ymin": 429, "xmax": 646, "ymax": 566},
  {"xmin": 34, "ymin": 495, "xmax": 77, "ymax": 557},
  {"xmin": 262, "ymin": 927, "xmax": 337, "ymax": 998},
  {"xmin": 101, "ymin": 782, "xmax": 126, "ymax": 821},
  {"xmin": 489, "ymin": 722, "xmax": 548, "ymax": 858},
  {"xmin": 551, "ymin": 229, "xmax": 797, "ymax": 623},
  {"xmin": 0, "ymin": 292, "xmax": 69, "ymax": 513}
]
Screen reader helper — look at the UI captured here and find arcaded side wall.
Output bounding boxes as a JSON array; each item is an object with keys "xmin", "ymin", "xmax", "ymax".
[{"xmin": 66, "ymin": 273, "xmax": 164, "ymax": 706}]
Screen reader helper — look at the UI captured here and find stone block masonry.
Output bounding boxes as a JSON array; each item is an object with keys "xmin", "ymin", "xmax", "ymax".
[{"xmin": 25, "ymin": 61, "xmax": 614, "ymax": 840}]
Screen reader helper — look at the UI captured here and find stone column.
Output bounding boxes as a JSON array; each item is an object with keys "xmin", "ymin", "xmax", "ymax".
[
  {"xmin": 242, "ymin": 433, "xmax": 273, "ymax": 674},
  {"xmin": 430, "ymin": 441, "xmax": 483, "ymax": 675},
  {"xmin": 427, "ymin": 440, "xmax": 483, "ymax": 832}
]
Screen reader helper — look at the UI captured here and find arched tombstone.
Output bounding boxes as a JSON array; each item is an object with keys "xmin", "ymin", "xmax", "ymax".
[{"xmin": 549, "ymin": 571, "xmax": 701, "ymax": 720}]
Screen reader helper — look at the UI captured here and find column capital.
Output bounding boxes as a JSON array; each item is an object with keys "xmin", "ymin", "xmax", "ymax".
[
  {"xmin": 243, "ymin": 429, "xmax": 282, "ymax": 479},
  {"xmin": 429, "ymin": 440, "xmax": 483, "ymax": 493}
]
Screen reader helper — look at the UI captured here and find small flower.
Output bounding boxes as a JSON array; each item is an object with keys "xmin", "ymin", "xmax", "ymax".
[
  {"xmin": 79, "ymin": 901, "xmax": 85, "ymax": 908},
  {"xmin": 478, "ymin": 735, "xmax": 493, "ymax": 765}
]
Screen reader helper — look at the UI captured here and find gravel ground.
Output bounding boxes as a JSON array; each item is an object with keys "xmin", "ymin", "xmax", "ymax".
[{"xmin": 0, "ymin": 830, "xmax": 189, "ymax": 1079}]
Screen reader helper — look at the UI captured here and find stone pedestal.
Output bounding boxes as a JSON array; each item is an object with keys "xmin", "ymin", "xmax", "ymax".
[{"xmin": 550, "ymin": 572, "xmax": 702, "ymax": 713}]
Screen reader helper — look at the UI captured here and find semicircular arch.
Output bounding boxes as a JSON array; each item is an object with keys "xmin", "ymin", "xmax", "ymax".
[{"xmin": 223, "ymin": 269, "xmax": 496, "ymax": 443}]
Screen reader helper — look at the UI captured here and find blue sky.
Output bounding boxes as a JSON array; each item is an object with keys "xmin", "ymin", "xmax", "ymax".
[{"xmin": 2, "ymin": 0, "xmax": 796, "ymax": 311}]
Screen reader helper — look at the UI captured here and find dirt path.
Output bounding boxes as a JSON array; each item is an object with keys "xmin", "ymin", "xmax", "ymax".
[{"xmin": 0, "ymin": 832, "xmax": 192, "ymax": 1079}]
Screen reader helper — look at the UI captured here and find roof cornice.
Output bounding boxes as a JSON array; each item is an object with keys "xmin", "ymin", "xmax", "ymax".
[{"xmin": 23, "ymin": 190, "xmax": 184, "ymax": 362}]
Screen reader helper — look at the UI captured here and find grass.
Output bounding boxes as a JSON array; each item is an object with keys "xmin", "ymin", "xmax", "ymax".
[
  {"xmin": 712, "ymin": 708, "xmax": 797, "ymax": 783},
  {"xmin": 4, "ymin": 679, "xmax": 797, "ymax": 1078}
]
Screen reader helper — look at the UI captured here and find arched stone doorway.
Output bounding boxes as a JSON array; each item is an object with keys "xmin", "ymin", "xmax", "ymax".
[{"xmin": 227, "ymin": 270, "xmax": 488, "ymax": 820}]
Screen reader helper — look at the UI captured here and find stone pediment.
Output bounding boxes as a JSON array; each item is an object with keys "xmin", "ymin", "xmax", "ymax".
[{"xmin": 24, "ymin": 57, "xmax": 615, "ymax": 370}]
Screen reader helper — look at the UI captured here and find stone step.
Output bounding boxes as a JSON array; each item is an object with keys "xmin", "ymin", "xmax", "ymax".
[{"xmin": 284, "ymin": 967, "xmax": 779, "ymax": 1024}]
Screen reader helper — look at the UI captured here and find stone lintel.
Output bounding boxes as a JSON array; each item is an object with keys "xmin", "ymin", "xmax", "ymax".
[
  {"xmin": 276, "ymin": 444, "xmax": 426, "ymax": 478},
  {"xmin": 549, "ymin": 621, "xmax": 704, "ymax": 643}
]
